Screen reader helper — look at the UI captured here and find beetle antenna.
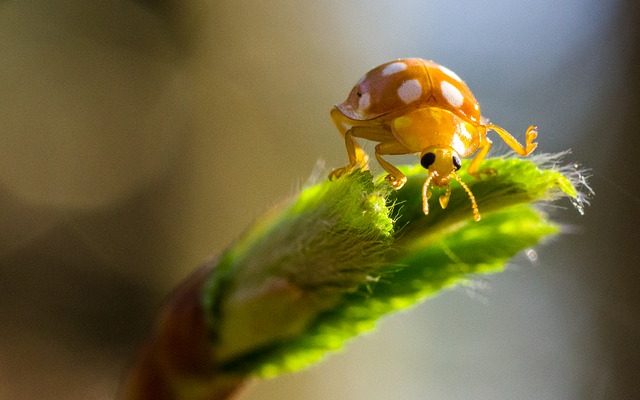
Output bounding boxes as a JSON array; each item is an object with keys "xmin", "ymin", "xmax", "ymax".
[
  {"xmin": 422, "ymin": 171, "xmax": 438, "ymax": 215},
  {"xmin": 452, "ymin": 172, "xmax": 481, "ymax": 222}
]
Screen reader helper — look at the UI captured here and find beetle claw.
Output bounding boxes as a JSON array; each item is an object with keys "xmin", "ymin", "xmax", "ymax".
[
  {"xmin": 329, "ymin": 166, "xmax": 350, "ymax": 180},
  {"xmin": 525, "ymin": 125, "xmax": 539, "ymax": 155},
  {"xmin": 386, "ymin": 174, "xmax": 407, "ymax": 189}
]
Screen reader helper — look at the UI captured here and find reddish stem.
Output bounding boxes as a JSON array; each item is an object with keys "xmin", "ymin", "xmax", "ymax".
[{"xmin": 120, "ymin": 262, "xmax": 244, "ymax": 400}]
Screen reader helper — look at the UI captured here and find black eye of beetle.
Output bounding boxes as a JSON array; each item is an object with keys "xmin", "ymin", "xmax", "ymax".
[
  {"xmin": 421, "ymin": 152, "xmax": 436, "ymax": 169},
  {"xmin": 356, "ymin": 91, "xmax": 362, "ymax": 98},
  {"xmin": 452, "ymin": 154, "xmax": 462, "ymax": 171}
]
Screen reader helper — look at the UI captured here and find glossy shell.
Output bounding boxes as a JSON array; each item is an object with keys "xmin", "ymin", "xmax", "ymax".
[{"xmin": 336, "ymin": 58, "xmax": 481, "ymax": 124}]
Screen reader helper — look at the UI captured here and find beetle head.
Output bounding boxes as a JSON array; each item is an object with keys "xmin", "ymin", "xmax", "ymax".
[
  {"xmin": 419, "ymin": 147, "xmax": 461, "ymax": 186},
  {"xmin": 419, "ymin": 146, "xmax": 480, "ymax": 221}
]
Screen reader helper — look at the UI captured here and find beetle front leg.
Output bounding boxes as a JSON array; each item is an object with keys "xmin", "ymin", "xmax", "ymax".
[
  {"xmin": 331, "ymin": 108, "xmax": 368, "ymax": 164},
  {"xmin": 375, "ymin": 141, "xmax": 410, "ymax": 189},
  {"xmin": 467, "ymin": 138, "xmax": 495, "ymax": 178},
  {"xmin": 329, "ymin": 108, "xmax": 369, "ymax": 180},
  {"xmin": 328, "ymin": 129, "xmax": 369, "ymax": 180},
  {"xmin": 487, "ymin": 124, "xmax": 538, "ymax": 156}
]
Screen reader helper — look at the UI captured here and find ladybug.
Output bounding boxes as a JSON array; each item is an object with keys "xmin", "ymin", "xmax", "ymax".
[{"xmin": 329, "ymin": 58, "xmax": 538, "ymax": 221}]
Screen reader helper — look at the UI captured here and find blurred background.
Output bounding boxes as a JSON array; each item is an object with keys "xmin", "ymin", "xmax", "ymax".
[{"xmin": 0, "ymin": 0, "xmax": 638, "ymax": 399}]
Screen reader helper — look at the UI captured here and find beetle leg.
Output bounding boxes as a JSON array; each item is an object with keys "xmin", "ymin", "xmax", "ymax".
[
  {"xmin": 345, "ymin": 129, "xmax": 367, "ymax": 168},
  {"xmin": 375, "ymin": 141, "xmax": 410, "ymax": 189},
  {"xmin": 329, "ymin": 109, "xmax": 367, "ymax": 180},
  {"xmin": 467, "ymin": 137, "xmax": 495, "ymax": 178},
  {"xmin": 330, "ymin": 107, "xmax": 368, "ymax": 168},
  {"xmin": 329, "ymin": 129, "xmax": 366, "ymax": 180},
  {"xmin": 345, "ymin": 125, "xmax": 396, "ymax": 169},
  {"xmin": 329, "ymin": 107, "xmax": 395, "ymax": 180},
  {"xmin": 487, "ymin": 124, "xmax": 538, "ymax": 156}
]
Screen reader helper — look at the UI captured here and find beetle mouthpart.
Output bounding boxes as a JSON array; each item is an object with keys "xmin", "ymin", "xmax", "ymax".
[
  {"xmin": 439, "ymin": 185, "xmax": 452, "ymax": 209},
  {"xmin": 422, "ymin": 171, "xmax": 438, "ymax": 215},
  {"xmin": 451, "ymin": 172, "xmax": 481, "ymax": 222}
]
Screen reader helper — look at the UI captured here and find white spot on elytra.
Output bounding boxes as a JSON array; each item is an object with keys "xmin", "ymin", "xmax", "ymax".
[
  {"xmin": 459, "ymin": 124, "xmax": 472, "ymax": 140},
  {"xmin": 452, "ymin": 134, "xmax": 466, "ymax": 154},
  {"xmin": 439, "ymin": 65, "xmax": 463, "ymax": 82},
  {"xmin": 397, "ymin": 79, "xmax": 422, "ymax": 104},
  {"xmin": 358, "ymin": 92, "xmax": 371, "ymax": 111},
  {"xmin": 441, "ymin": 81, "xmax": 464, "ymax": 108},
  {"xmin": 382, "ymin": 62, "xmax": 407, "ymax": 76}
]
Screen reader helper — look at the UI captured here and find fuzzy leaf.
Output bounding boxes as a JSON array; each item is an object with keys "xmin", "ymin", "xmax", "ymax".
[{"xmin": 203, "ymin": 155, "xmax": 581, "ymax": 379}]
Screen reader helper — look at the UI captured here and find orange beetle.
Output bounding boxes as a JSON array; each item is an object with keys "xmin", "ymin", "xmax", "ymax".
[{"xmin": 329, "ymin": 58, "xmax": 538, "ymax": 221}]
